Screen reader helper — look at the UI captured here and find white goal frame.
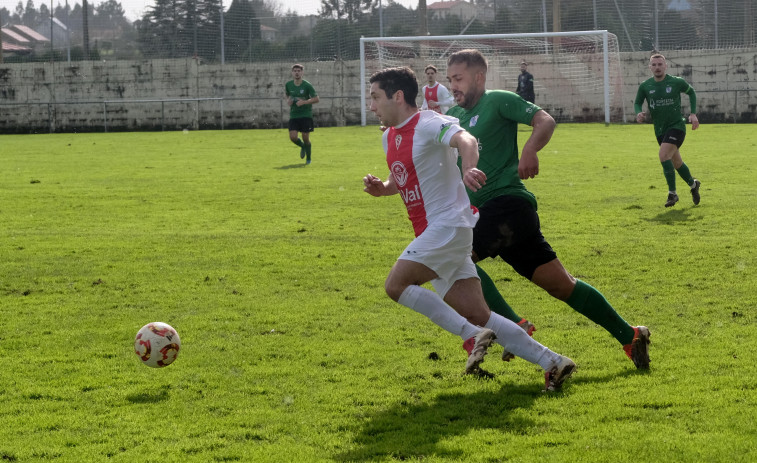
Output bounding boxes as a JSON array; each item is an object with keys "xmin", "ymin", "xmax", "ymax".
[{"xmin": 359, "ymin": 30, "xmax": 624, "ymax": 126}]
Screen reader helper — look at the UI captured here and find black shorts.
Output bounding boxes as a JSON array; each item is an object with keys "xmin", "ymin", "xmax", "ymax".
[
  {"xmin": 473, "ymin": 195, "xmax": 557, "ymax": 280},
  {"xmin": 657, "ymin": 128, "xmax": 686, "ymax": 147},
  {"xmin": 289, "ymin": 117, "xmax": 314, "ymax": 133}
]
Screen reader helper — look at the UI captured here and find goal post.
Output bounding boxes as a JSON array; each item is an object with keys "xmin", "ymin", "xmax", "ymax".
[{"xmin": 360, "ymin": 31, "xmax": 625, "ymax": 126}]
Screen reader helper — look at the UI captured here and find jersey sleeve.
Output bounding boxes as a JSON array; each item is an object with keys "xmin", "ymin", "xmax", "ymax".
[
  {"xmin": 493, "ymin": 91, "xmax": 540, "ymax": 125},
  {"xmin": 432, "ymin": 114, "xmax": 464, "ymax": 146},
  {"xmin": 680, "ymin": 78, "xmax": 697, "ymax": 113},
  {"xmin": 306, "ymin": 81, "xmax": 318, "ymax": 97},
  {"xmin": 436, "ymin": 85, "xmax": 455, "ymax": 107},
  {"xmin": 634, "ymin": 85, "xmax": 646, "ymax": 114},
  {"xmin": 420, "ymin": 86, "xmax": 429, "ymax": 110}
]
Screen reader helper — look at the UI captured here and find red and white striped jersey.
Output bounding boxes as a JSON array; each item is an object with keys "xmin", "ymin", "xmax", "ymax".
[
  {"xmin": 382, "ymin": 111, "xmax": 478, "ymax": 237},
  {"xmin": 421, "ymin": 83, "xmax": 454, "ymax": 114}
]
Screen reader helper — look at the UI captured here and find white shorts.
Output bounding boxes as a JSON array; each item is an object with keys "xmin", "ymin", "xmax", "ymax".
[{"xmin": 398, "ymin": 225, "xmax": 479, "ymax": 298}]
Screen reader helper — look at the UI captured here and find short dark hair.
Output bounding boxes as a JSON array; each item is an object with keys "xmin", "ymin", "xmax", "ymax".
[
  {"xmin": 424, "ymin": 64, "xmax": 437, "ymax": 73},
  {"xmin": 448, "ymin": 49, "xmax": 488, "ymax": 72},
  {"xmin": 369, "ymin": 67, "xmax": 418, "ymax": 106},
  {"xmin": 292, "ymin": 64, "xmax": 304, "ymax": 70}
]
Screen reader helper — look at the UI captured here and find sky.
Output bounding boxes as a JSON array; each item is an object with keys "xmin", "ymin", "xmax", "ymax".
[{"xmin": 0, "ymin": 0, "xmax": 420, "ymax": 22}]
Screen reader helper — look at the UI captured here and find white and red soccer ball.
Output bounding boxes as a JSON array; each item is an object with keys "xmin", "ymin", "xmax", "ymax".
[{"xmin": 134, "ymin": 322, "xmax": 181, "ymax": 368}]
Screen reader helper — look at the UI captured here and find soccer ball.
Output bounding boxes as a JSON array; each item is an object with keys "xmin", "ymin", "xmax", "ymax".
[{"xmin": 134, "ymin": 322, "xmax": 181, "ymax": 368}]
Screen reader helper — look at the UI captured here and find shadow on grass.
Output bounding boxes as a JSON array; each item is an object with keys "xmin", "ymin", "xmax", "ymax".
[
  {"xmin": 125, "ymin": 387, "xmax": 170, "ymax": 404},
  {"xmin": 333, "ymin": 383, "xmax": 549, "ymax": 461},
  {"xmin": 275, "ymin": 163, "xmax": 309, "ymax": 170},
  {"xmin": 645, "ymin": 208, "xmax": 702, "ymax": 224}
]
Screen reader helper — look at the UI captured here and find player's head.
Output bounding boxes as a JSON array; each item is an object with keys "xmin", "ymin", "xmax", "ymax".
[
  {"xmin": 520, "ymin": 61, "xmax": 528, "ymax": 72},
  {"xmin": 424, "ymin": 65, "xmax": 438, "ymax": 84},
  {"xmin": 648, "ymin": 54, "xmax": 667, "ymax": 80},
  {"xmin": 446, "ymin": 49, "xmax": 488, "ymax": 109},
  {"xmin": 369, "ymin": 67, "xmax": 419, "ymax": 127},
  {"xmin": 291, "ymin": 64, "xmax": 304, "ymax": 79}
]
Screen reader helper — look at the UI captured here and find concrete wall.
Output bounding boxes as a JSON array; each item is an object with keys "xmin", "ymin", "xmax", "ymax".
[{"xmin": 0, "ymin": 48, "xmax": 755, "ymax": 133}]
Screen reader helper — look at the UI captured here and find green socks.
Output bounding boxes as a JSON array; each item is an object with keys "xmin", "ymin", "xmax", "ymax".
[
  {"xmin": 661, "ymin": 159, "xmax": 676, "ymax": 191},
  {"xmin": 293, "ymin": 138, "xmax": 304, "ymax": 147},
  {"xmin": 476, "ymin": 264, "xmax": 521, "ymax": 323},
  {"xmin": 676, "ymin": 162, "xmax": 695, "ymax": 186},
  {"xmin": 566, "ymin": 280, "xmax": 635, "ymax": 345}
]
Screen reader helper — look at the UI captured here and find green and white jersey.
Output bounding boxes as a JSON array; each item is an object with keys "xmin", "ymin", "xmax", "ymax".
[
  {"xmin": 634, "ymin": 75, "xmax": 697, "ymax": 137},
  {"xmin": 446, "ymin": 90, "xmax": 540, "ymax": 209},
  {"xmin": 285, "ymin": 80, "xmax": 318, "ymax": 119}
]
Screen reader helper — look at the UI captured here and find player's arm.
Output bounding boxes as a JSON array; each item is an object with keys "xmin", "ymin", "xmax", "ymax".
[
  {"xmin": 519, "ymin": 109, "xmax": 555, "ymax": 180},
  {"xmin": 450, "ymin": 130, "xmax": 486, "ymax": 192},
  {"xmin": 285, "ymin": 88, "xmax": 293, "ymax": 106},
  {"xmin": 363, "ymin": 173, "xmax": 398, "ymax": 197},
  {"xmin": 437, "ymin": 85, "xmax": 455, "ymax": 108},
  {"xmin": 684, "ymin": 84, "xmax": 699, "ymax": 130},
  {"xmin": 634, "ymin": 87, "xmax": 646, "ymax": 123}
]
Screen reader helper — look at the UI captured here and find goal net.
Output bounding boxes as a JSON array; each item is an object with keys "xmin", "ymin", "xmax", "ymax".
[{"xmin": 360, "ymin": 31, "xmax": 625, "ymax": 126}]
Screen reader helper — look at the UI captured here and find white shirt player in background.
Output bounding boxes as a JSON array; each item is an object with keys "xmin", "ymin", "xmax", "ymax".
[
  {"xmin": 420, "ymin": 64, "xmax": 455, "ymax": 114},
  {"xmin": 362, "ymin": 66, "xmax": 575, "ymax": 390}
]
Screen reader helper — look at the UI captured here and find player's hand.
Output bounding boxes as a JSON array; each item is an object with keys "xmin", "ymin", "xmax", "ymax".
[
  {"xmin": 363, "ymin": 174, "xmax": 385, "ymax": 197},
  {"xmin": 428, "ymin": 100, "xmax": 439, "ymax": 108},
  {"xmin": 518, "ymin": 151, "xmax": 539, "ymax": 179},
  {"xmin": 636, "ymin": 112, "xmax": 645, "ymax": 123},
  {"xmin": 689, "ymin": 114, "xmax": 699, "ymax": 130},
  {"xmin": 463, "ymin": 168, "xmax": 486, "ymax": 192}
]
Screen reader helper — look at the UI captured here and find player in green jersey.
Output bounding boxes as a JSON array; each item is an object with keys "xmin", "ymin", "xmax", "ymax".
[
  {"xmin": 446, "ymin": 49, "xmax": 651, "ymax": 369},
  {"xmin": 635, "ymin": 53, "xmax": 701, "ymax": 207},
  {"xmin": 285, "ymin": 64, "xmax": 320, "ymax": 164}
]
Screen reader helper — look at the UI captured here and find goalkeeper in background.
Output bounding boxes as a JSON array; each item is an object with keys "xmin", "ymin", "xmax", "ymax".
[
  {"xmin": 285, "ymin": 64, "xmax": 320, "ymax": 165},
  {"xmin": 634, "ymin": 53, "xmax": 701, "ymax": 208}
]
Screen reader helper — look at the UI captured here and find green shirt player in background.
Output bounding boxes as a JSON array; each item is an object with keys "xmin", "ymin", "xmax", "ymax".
[
  {"xmin": 635, "ymin": 53, "xmax": 701, "ymax": 207},
  {"xmin": 285, "ymin": 64, "xmax": 320, "ymax": 164},
  {"xmin": 446, "ymin": 49, "xmax": 651, "ymax": 370}
]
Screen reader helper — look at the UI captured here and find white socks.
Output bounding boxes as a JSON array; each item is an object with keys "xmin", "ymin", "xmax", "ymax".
[
  {"xmin": 484, "ymin": 312, "xmax": 559, "ymax": 370},
  {"xmin": 398, "ymin": 285, "xmax": 481, "ymax": 341},
  {"xmin": 397, "ymin": 285, "xmax": 562, "ymax": 371}
]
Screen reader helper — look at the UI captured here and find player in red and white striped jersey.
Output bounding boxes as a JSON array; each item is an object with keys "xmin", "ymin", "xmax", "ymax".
[
  {"xmin": 362, "ymin": 67, "xmax": 575, "ymax": 389},
  {"xmin": 420, "ymin": 64, "xmax": 455, "ymax": 114}
]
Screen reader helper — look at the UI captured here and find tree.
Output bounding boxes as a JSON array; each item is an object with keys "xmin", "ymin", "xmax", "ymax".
[
  {"xmin": 319, "ymin": 0, "xmax": 371, "ymax": 24},
  {"xmin": 22, "ymin": 0, "xmax": 37, "ymax": 26},
  {"xmin": 225, "ymin": 0, "xmax": 260, "ymax": 61}
]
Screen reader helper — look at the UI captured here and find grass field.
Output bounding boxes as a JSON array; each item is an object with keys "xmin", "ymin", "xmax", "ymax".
[{"xmin": 0, "ymin": 123, "xmax": 755, "ymax": 462}]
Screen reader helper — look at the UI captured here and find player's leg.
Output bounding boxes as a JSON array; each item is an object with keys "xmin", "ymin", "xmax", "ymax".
[
  {"xmin": 288, "ymin": 119, "xmax": 307, "ymax": 160},
  {"xmin": 497, "ymin": 197, "xmax": 650, "ymax": 369},
  {"xmin": 388, "ymin": 259, "xmax": 495, "ymax": 374},
  {"xmin": 471, "ymin": 197, "xmax": 529, "ymax": 324},
  {"xmin": 671, "ymin": 147, "xmax": 701, "ymax": 205},
  {"xmin": 443, "ymin": 274, "xmax": 575, "ymax": 390},
  {"xmin": 386, "ymin": 230, "xmax": 488, "ymax": 349},
  {"xmin": 659, "ymin": 143, "xmax": 679, "ymax": 206},
  {"xmin": 302, "ymin": 118, "xmax": 314, "ymax": 163}
]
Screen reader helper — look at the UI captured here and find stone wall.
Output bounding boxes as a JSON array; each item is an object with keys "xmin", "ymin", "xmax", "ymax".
[{"xmin": 0, "ymin": 48, "xmax": 755, "ymax": 133}]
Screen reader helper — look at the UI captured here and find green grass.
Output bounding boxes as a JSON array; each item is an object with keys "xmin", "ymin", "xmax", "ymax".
[{"xmin": 0, "ymin": 124, "xmax": 755, "ymax": 462}]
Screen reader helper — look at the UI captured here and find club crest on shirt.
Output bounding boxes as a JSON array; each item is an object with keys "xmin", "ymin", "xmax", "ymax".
[
  {"xmin": 666, "ymin": 86, "xmax": 672, "ymax": 93},
  {"xmin": 470, "ymin": 115, "xmax": 479, "ymax": 127},
  {"xmin": 395, "ymin": 134, "xmax": 402, "ymax": 150},
  {"xmin": 391, "ymin": 161, "xmax": 409, "ymax": 187}
]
